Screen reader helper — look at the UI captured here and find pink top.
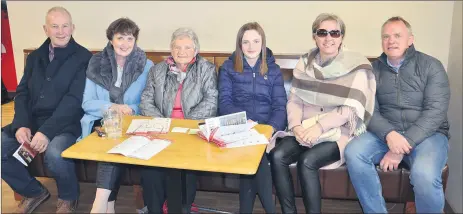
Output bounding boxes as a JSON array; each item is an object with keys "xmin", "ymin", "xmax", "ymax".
[
  {"xmin": 171, "ymin": 84, "xmax": 184, "ymax": 119},
  {"xmin": 170, "ymin": 58, "xmax": 195, "ymax": 119}
]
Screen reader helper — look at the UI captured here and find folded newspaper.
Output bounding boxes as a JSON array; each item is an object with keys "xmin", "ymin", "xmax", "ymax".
[{"xmin": 197, "ymin": 111, "xmax": 269, "ymax": 148}]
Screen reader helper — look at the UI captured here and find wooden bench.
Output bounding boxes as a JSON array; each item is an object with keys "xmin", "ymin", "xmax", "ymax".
[{"xmin": 4, "ymin": 49, "xmax": 449, "ymax": 213}]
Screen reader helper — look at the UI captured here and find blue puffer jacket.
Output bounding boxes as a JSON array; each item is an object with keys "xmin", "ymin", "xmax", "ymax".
[{"xmin": 218, "ymin": 48, "xmax": 287, "ymax": 131}]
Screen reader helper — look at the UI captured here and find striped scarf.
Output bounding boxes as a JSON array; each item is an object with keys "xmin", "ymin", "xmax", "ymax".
[{"xmin": 291, "ymin": 48, "xmax": 376, "ymax": 136}]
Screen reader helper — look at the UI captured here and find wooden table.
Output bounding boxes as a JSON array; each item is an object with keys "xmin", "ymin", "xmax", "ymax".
[{"xmin": 62, "ymin": 115, "xmax": 273, "ymax": 213}]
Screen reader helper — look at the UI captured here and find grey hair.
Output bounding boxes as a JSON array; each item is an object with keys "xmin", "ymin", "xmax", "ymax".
[
  {"xmin": 45, "ymin": 6, "xmax": 73, "ymax": 24},
  {"xmin": 381, "ymin": 16, "xmax": 413, "ymax": 36},
  {"xmin": 170, "ymin": 28, "xmax": 200, "ymax": 53},
  {"xmin": 311, "ymin": 13, "xmax": 346, "ymax": 39}
]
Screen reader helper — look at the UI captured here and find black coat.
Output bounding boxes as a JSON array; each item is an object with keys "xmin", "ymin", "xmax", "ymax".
[{"xmin": 4, "ymin": 37, "xmax": 92, "ymax": 140}]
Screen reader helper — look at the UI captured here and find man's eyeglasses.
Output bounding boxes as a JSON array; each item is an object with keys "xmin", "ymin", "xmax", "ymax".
[{"xmin": 314, "ymin": 29, "xmax": 342, "ymax": 38}]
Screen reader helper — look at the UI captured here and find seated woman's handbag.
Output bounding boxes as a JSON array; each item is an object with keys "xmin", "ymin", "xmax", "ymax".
[{"xmin": 301, "ymin": 113, "xmax": 342, "ymax": 145}]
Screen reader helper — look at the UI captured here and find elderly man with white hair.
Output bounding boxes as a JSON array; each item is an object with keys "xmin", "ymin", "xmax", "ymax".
[
  {"xmin": 1, "ymin": 6, "xmax": 92, "ymax": 213},
  {"xmin": 139, "ymin": 27, "xmax": 218, "ymax": 213}
]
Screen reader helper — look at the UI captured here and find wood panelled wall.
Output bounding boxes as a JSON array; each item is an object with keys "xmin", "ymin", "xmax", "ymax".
[{"xmin": 24, "ymin": 49, "xmax": 376, "ymax": 82}]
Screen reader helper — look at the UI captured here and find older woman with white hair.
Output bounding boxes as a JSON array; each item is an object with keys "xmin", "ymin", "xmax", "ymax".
[{"xmin": 139, "ymin": 27, "xmax": 218, "ymax": 213}]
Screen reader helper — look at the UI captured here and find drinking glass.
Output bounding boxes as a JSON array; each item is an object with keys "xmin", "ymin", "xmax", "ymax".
[{"xmin": 102, "ymin": 106, "xmax": 122, "ymax": 138}]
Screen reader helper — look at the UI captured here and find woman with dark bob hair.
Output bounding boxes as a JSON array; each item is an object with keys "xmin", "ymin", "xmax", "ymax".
[{"xmin": 79, "ymin": 17, "xmax": 154, "ymax": 213}]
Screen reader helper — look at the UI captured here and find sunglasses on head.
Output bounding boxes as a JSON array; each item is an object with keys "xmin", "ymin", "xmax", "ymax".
[{"xmin": 314, "ymin": 29, "xmax": 342, "ymax": 38}]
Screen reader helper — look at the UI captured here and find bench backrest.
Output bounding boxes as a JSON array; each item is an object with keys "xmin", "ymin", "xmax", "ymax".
[{"xmin": 24, "ymin": 49, "xmax": 376, "ymax": 95}]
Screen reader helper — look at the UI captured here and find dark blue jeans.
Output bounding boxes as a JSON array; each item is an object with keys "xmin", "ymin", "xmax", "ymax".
[
  {"xmin": 345, "ymin": 131, "xmax": 449, "ymax": 213},
  {"xmin": 1, "ymin": 130, "xmax": 79, "ymax": 200}
]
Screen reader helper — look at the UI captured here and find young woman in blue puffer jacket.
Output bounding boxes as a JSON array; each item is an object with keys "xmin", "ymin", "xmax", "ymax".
[{"xmin": 218, "ymin": 22, "xmax": 287, "ymax": 213}]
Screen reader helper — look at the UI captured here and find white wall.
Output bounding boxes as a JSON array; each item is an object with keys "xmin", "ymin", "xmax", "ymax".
[
  {"xmin": 3, "ymin": 1, "xmax": 462, "ymax": 210},
  {"xmin": 6, "ymin": 1, "xmax": 455, "ymax": 82},
  {"xmin": 445, "ymin": 1, "xmax": 462, "ymax": 213}
]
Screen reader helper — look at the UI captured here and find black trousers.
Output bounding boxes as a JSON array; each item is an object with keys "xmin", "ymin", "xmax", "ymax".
[
  {"xmin": 269, "ymin": 136, "xmax": 340, "ymax": 214},
  {"xmin": 96, "ymin": 162, "xmax": 127, "ymax": 202},
  {"xmin": 141, "ymin": 167, "xmax": 197, "ymax": 213},
  {"xmin": 239, "ymin": 153, "xmax": 276, "ymax": 213}
]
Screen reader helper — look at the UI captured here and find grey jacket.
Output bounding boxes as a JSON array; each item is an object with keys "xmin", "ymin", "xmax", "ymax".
[
  {"xmin": 139, "ymin": 55, "xmax": 218, "ymax": 120},
  {"xmin": 368, "ymin": 45, "xmax": 450, "ymax": 147}
]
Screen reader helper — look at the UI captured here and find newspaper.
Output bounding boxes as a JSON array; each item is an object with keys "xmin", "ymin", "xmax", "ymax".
[
  {"xmin": 198, "ymin": 111, "xmax": 269, "ymax": 148},
  {"xmin": 126, "ymin": 118, "xmax": 172, "ymax": 135},
  {"xmin": 202, "ymin": 111, "xmax": 247, "ymax": 139},
  {"xmin": 218, "ymin": 129, "xmax": 269, "ymax": 148}
]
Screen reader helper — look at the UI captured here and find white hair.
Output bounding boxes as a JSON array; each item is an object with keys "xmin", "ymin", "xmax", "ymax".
[
  {"xmin": 170, "ymin": 28, "xmax": 200, "ymax": 53},
  {"xmin": 45, "ymin": 6, "xmax": 73, "ymax": 24}
]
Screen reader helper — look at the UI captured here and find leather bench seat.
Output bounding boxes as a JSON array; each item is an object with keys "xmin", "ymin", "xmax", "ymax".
[{"xmin": 27, "ymin": 156, "xmax": 449, "ymax": 204}]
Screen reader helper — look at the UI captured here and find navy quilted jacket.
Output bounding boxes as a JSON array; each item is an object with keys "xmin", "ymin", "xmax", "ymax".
[
  {"xmin": 218, "ymin": 48, "xmax": 288, "ymax": 131},
  {"xmin": 368, "ymin": 45, "xmax": 450, "ymax": 146}
]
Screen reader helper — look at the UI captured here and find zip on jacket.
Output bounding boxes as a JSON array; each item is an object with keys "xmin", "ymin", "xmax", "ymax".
[{"xmin": 252, "ymin": 68, "xmax": 257, "ymax": 122}]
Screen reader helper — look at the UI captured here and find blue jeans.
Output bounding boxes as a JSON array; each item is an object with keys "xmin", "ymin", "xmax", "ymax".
[
  {"xmin": 344, "ymin": 131, "xmax": 448, "ymax": 213},
  {"xmin": 1, "ymin": 130, "xmax": 79, "ymax": 200}
]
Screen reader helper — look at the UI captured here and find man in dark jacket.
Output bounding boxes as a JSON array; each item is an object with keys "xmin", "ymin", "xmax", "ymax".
[
  {"xmin": 344, "ymin": 17, "xmax": 450, "ymax": 213},
  {"xmin": 1, "ymin": 7, "xmax": 92, "ymax": 213}
]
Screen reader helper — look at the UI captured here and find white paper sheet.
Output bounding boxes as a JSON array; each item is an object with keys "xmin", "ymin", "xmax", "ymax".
[{"xmin": 171, "ymin": 127, "xmax": 189, "ymax": 133}]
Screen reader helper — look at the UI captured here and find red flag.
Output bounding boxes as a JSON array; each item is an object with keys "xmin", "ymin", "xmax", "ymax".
[{"xmin": 1, "ymin": 0, "xmax": 18, "ymax": 91}]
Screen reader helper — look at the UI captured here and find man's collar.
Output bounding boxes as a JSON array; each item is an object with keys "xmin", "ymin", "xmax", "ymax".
[
  {"xmin": 49, "ymin": 40, "xmax": 69, "ymax": 49},
  {"xmin": 49, "ymin": 43, "xmax": 54, "ymax": 52},
  {"xmin": 379, "ymin": 44, "xmax": 416, "ymax": 68},
  {"xmin": 39, "ymin": 36, "xmax": 77, "ymax": 61},
  {"xmin": 386, "ymin": 57, "xmax": 404, "ymax": 67}
]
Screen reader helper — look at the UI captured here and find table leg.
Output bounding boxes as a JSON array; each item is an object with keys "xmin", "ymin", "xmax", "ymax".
[{"xmin": 167, "ymin": 169, "xmax": 188, "ymax": 213}]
